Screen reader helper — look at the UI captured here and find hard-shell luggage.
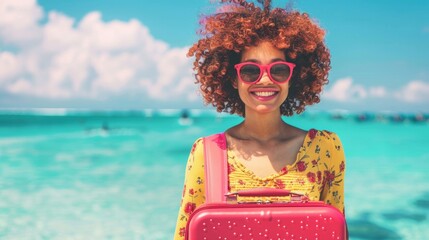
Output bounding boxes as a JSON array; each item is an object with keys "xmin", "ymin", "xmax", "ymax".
[{"xmin": 185, "ymin": 133, "xmax": 347, "ymax": 240}]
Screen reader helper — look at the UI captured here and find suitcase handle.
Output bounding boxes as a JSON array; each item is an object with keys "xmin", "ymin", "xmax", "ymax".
[{"xmin": 226, "ymin": 188, "xmax": 305, "ymax": 197}]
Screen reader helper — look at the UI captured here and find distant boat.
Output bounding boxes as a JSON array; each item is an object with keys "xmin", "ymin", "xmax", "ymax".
[
  {"xmin": 331, "ymin": 113, "xmax": 346, "ymax": 120},
  {"xmin": 390, "ymin": 113, "xmax": 405, "ymax": 123},
  {"xmin": 102, "ymin": 122, "xmax": 110, "ymax": 131},
  {"xmin": 329, "ymin": 110, "xmax": 349, "ymax": 120},
  {"xmin": 84, "ymin": 121, "xmax": 110, "ymax": 137},
  {"xmin": 410, "ymin": 113, "xmax": 427, "ymax": 123},
  {"xmin": 179, "ymin": 109, "xmax": 193, "ymax": 126},
  {"xmin": 355, "ymin": 112, "xmax": 374, "ymax": 122}
]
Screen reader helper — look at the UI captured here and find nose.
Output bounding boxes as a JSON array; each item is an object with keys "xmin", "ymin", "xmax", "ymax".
[{"xmin": 257, "ymin": 70, "xmax": 273, "ymax": 84}]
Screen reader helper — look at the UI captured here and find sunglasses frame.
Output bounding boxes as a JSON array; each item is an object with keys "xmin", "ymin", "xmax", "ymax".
[{"xmin": 234, "ymin": 61, "xmax": 296, "ymax": 84}]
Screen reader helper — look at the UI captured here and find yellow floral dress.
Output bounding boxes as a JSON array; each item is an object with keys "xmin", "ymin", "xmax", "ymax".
[{"xmin": 173, "ymin": 129, "xmax": 346, "ymax": 239}]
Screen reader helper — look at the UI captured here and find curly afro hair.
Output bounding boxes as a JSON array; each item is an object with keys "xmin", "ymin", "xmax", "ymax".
[{"xmin": 188, "ymin": 0, "xmax": 331, "ymax": 116}]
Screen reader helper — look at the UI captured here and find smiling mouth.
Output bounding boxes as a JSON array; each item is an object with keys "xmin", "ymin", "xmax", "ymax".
[{"xmin": 252, "ymin": 91, "xmax": 278, "ymax": 97}]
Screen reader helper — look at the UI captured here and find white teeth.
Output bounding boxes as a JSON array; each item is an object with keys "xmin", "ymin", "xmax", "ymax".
[{"xmin": 253, "ymin": 91, "xmax": 276, "ymax": 97}]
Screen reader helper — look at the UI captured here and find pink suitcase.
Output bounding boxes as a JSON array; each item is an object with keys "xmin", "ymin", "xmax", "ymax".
[
  {"xmin": 185, "ymin": 133, "xmax": 347, "ymax": 240},
  {"xmin": 186, "ymin": 188, "xmax": 346, "ymax": 240}
]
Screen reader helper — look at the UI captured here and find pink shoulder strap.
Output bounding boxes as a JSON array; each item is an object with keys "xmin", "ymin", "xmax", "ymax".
[{"xmin": 203, "ymin": 133, "xmax": 228, "ymax": 203}]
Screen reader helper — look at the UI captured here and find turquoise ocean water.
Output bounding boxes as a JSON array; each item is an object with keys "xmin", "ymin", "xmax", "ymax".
[{"xmin": 0, "ymin": 109, "xmax": 428, "ymax": 240}]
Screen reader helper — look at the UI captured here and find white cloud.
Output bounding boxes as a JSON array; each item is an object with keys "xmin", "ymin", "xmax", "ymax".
[
  {"xmin": 6, "ymin": 78, "xmax": 33, "ymax": 94},
  {"xmin": 0, "ymin": 52, "xmax": 21, "ymax": 83},
  {"xmin": 368, "ymin": 86, "xmax": 387, "ymax": 98},
  {"xmin": 394, "ymin": 80, "xmax": 429, "ymax": 103},
  {"xmin": 323, "ymin": 77, "xmax": 364, "ymax": 101},
  {"xmin": 324, "ymin": 78, "xmax": 429, "ymax": 104},
  {"xmin": 0, "ymin": 0, "xmax": 196, "ymax": 106},
  {"xmin": 140, "ymin": 47, "xmax": 195, "ymax": 100},
  {"xmin": 0, "ymin": 0, "xmax": 43, "ymax": 46},
  {"xmin": 323, "ymin": 77, "xmax": 387, "ymax": 102}
]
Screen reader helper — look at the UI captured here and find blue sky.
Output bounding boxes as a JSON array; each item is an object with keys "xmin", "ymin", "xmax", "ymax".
[{"xmin": 1, "ymin": 0, "xmax": 428, "ymax": 112}]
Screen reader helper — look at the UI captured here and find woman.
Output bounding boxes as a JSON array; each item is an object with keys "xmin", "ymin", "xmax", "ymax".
[{"xmin": 174, "ymin": 0, "xmax": 346, "ymax": 238}]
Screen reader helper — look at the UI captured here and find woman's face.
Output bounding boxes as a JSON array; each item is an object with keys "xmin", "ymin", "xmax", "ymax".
[{"xmin": 235, "ymin": 41, "xmax": 290, "ymax": 115}]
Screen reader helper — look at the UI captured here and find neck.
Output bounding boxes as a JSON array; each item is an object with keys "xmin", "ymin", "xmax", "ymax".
[{"xmin": 240, "ymin": 108, "xmax": 286, "ymax": 142}]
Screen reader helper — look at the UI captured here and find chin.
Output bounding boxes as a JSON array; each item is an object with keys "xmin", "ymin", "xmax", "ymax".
[{"xmin": 253, "ymin": 105, "xmax": 280, "ymax": 114}]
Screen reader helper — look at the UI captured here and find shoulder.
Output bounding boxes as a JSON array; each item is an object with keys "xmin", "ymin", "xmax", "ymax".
[
  {"xmin": 310, "ymin": 129, "xmax": 345, "ymax": 164},
  {"xmin": 187, "ymin": 138, "xmax": 204, "ymax": 162},
  {"xmin": 191, "ymin": 137, "xmax": 204, "ymax": 152},
  {"xmin": 190, "ymin": 133, "xmax": 226, "ymax": 156},
  {"xmin": 307, "ymin": 129, "xmax": 345, "ymax": 158},
  {"xmin": 309, "ymin": 129, "xmax": 342, "ymax": 146}
]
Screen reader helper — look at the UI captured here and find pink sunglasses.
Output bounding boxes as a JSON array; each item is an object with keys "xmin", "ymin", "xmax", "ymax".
[{"xmin": 234, "ymin": 61, "xmax": 296, "ymax": 84}]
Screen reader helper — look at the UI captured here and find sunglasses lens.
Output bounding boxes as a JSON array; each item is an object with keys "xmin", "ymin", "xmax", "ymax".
[
  {"xmin": 270, "ymin": 63, "xmax": 292, "ymax": 82},
  {"xmin": 239, "ymin": 64, "xmax": 261, "ymax": 82}
]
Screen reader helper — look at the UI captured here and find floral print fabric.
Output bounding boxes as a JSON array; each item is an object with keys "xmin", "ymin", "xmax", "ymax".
[{"xmin": 173, "ymin": 129, "xmax": 346, "ymax": 239}]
